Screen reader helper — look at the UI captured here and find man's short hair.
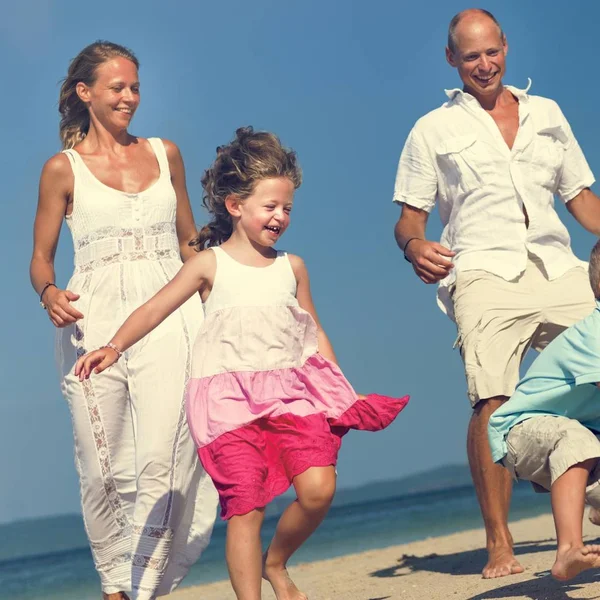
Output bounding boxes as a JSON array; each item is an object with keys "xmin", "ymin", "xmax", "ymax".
[
  {"xmin": 589, "ymin": 240, "xmax": 600, "ymax": 299},
  {"xmin": 447, "ymin": 9, "xmax": 504, "ymax": 54}
]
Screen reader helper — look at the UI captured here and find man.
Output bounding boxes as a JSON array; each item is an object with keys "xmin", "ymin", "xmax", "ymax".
[{"xmin": 393, "ymin": 9, "xmax": 600, "ymax": 579}]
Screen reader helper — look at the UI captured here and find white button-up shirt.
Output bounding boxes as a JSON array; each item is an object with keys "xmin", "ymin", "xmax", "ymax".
[{"xmin": 393, "ymin": 81, "xmax": 594, "ymax": 320}]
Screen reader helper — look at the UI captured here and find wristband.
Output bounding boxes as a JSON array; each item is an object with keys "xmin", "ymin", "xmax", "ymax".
[{"xmin": 403, "ymin": 237, "xmax": 422, "ymax": 263}]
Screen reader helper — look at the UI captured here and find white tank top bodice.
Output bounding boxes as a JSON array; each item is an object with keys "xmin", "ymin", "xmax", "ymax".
[
  {"xmin": 191, "ymin": 247, "xmax": 318, "ymax": 378},
  {"xmin": 203, "ymin": 247, "xmax": 299, "ymax": 314},
  {"xmin": 62, "ymin": 138, "xmax": 181, "ymax": 274}
]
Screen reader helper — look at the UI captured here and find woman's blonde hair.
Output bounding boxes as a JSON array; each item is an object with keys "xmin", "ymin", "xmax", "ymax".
[
  {"xmin": 191, "ymin": 126, "xmax": 302, "ymax": 251},
  {"xmin": 58, "ymin": 41, "xmax": 139, "ymax": 149}
]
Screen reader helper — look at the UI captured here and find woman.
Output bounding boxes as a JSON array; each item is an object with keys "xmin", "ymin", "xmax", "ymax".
[{"xmin": 29, "ymin": 41, "xmax": 218, "ymax": 600}]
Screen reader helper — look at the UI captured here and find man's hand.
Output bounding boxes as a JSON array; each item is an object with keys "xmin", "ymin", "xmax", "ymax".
[{"xmin": 405, "ymin": 239, "xmax": 455, "ymax": 284}]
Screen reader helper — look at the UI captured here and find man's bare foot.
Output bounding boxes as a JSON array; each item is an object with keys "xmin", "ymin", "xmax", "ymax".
[
  {"xmin": 482, "ymin": 546, "xmax": 524, "ymax": 579},
  {"xmin": 552, "ymin": 544, "xmax": 600, "ymax": 581},
  {"xmin": 589, "ymin": 507, "xmax": 600, "ymax": 526},
  {"xmin": 263, "ymin": 552, "xmax": 308, "ymax": 600}
]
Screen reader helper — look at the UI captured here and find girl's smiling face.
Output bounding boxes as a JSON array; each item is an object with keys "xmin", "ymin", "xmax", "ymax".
[{"xmin": 231, "ymin": 177, "xmax": 295, "ymax": 247}]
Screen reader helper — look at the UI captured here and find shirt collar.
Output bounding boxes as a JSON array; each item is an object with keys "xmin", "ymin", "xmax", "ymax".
[{"xmin": 445, "ymin": 78, "xmax": 532, "ymax": 104}]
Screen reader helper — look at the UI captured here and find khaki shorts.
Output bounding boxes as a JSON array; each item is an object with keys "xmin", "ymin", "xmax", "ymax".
[
  {"xmin": 452, "ymin": 256, "xmax": 594, "ymax": 406},
  {"xmin": 504, "ymin": 415, "xmax": 600, "ymax": 507}
]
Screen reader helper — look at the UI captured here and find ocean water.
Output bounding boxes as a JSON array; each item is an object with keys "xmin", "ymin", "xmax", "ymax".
[{"xmin": 0, "ymin": 483, "xmax": 552, "ymax": 600}]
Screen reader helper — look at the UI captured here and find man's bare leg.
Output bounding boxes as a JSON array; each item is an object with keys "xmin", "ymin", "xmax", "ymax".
[
  {"xmin": 551, "ymin": 459, "xmax": 600, "ymax": 581},
  {"xmin": 468, "ymin": 396, "xmax": 524, "ymax": 579}
]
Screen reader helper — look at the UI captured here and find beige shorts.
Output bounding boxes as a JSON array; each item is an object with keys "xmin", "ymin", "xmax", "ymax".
[
  {"xmin": 452, "ymin": 256, "xmax": 594, "ymax": 406},
  {"xmin": 504, "ymin": 415, "xmax": 600, "ymax": 507}
]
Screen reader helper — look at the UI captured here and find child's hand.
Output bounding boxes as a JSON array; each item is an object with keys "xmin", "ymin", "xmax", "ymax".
[{"xmin": 74, "ymin": 347, "xmax": 120, "ymax": 380}]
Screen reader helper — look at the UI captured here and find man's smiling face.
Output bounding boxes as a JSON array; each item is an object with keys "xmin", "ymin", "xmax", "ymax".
[{"xmin": 446, "ymin": 12, "xmax": 508, "ymax": 100}]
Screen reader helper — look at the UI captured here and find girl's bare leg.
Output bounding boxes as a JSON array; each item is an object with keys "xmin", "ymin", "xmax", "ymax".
[
  {"xmin": 551, "ymin": 459, "xmax": 600, "ymax": 581},
  {"xmin": 263, "ymin": 466, "xmax": 336, "ymax": 600},
  {"xmin": 226, "ymin": 509, "xmax": 265, "ymax": 600}
]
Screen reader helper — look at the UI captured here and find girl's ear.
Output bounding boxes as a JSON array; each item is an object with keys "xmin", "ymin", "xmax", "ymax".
[{"xmin": 225, "ymin": 195, "xmax": 242, "ymax": 218}]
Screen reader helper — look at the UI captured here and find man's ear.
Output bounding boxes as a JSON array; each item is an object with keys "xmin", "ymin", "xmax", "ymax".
[{"xmin": 446, "ymin": 46, "xmax": 458, "ymax": 68}]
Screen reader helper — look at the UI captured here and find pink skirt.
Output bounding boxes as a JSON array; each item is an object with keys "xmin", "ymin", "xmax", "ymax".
[{"xmin": 198, "ymin": 393, "xmax": 409, "ymax": 520}]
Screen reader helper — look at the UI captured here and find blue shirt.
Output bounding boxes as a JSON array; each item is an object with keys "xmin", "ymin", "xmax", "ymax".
[{"xmin": 489, "ymin": 301, "xmax": 600, "ymax": 464}]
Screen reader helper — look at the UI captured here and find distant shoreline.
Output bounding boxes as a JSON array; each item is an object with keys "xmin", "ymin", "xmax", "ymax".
[
  {"xmin": 0, "ymin": 463, "xmax": 475, "ymax": 527},
  {"xmin": 0, "ymin": 462, "xmax": 475, "ymax": 529}
]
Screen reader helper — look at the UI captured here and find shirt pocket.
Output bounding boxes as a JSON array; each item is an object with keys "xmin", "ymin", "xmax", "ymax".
[
  {"xmin": 434, "ymin": 134, "xmax": 480, "ymax": 195},
  {"xmin": 531, "ymin": 125, "xmax": 567, "ymax": 192}
]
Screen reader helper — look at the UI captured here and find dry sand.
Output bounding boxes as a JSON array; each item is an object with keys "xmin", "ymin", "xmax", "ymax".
[{"xmin": 170, "ymin": 513, "xmax": 600, "ymax": 599}]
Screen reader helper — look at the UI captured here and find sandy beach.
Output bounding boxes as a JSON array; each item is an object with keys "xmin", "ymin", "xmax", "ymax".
[{"xmin": 171, "ymin": 513, "xmax": 600, "ymax": 599}]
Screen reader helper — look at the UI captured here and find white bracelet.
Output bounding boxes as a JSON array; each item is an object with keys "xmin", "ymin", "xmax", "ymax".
[{"xmin": 102, "ymin": 343, "xmax": 123, "ymax": 360}]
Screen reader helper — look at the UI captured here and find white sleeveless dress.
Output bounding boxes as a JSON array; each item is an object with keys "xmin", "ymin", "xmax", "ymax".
[{"xmin": 56, "ymin": 138, "xmax": 218, "ymax": 599}]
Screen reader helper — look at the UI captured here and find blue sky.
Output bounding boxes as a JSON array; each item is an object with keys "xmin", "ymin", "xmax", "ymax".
[{"xmin": 2, "ymin": 0, "xmax": 599, "ymax": 524}]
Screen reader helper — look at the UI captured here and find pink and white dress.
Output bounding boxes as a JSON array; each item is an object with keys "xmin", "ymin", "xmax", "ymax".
[{"xmin": 185, "ymin": 247, "xmax": 409, "ymax": 519}]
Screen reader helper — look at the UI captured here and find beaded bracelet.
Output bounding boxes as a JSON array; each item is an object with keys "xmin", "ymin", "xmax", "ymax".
[
  {"xmin": 102, "ymin": 343, "xmax": 124, "ymax": 360},
  {"xmin": 39, "ymin": 282, "xmax": 57, "ymax": 309}
]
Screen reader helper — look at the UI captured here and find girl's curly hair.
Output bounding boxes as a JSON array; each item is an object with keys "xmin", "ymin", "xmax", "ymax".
[{"xmin": 190, "ymin": 126, "xmax": 302, "ymax": 251}]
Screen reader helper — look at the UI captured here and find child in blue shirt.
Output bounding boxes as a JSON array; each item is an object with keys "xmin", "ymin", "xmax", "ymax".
[{"xmin": 489, "ymin": 240, "xmax": 600, "ymax": 582}]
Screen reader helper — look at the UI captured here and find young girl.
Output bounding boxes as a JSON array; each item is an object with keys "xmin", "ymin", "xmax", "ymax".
[{"xmin": 76, "ymin": 127, "xmax": 409, "ymax": 600}]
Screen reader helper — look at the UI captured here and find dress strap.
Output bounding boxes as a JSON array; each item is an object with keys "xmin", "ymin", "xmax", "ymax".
[
  {"xmin": 147, "ymin": 138, "xmax": 170, "ymax": 181},
  {"xmin": 62, "ymin": 149, "xmax": 80, "ymax": 174},
  {"xmin": 61, "ymin": 149, "xmax": 82, "ymax": 207},
  {"xmin": 277, "ymin": 252, "xmax": 298, "ymax": 294},
  {"xmin": 211, "ymin": 246, "xmax": 225, "ymax": 261}
]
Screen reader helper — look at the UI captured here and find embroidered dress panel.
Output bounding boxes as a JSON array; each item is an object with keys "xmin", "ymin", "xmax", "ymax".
[{"xmin": 56, "ymin": 138, "xmax": 218, "ymax": 600}]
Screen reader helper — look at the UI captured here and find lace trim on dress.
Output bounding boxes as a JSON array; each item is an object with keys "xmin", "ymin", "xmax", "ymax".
[
  {"xmin": 74, "ymin": 223, "xmax": 176, "ymax": 250},
  {"xmin": 82, "ymin": 379, "xmax": 130, "ymax": 530},
  {"xmin": 132, "ymin": 524, "xmax": 175, "ymax": 540},
  {"xmin": 74, "ymin": 248, "xmax": 180, "ymax": 273}
]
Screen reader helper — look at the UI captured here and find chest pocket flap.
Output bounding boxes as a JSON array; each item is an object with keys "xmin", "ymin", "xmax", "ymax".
[
  {"xmin": 435, "ymin": 134, "xmax": 477, "ymax": 156},
  {"xmin": 536, "ymin": 124, "xmax": 568, "ymax": 145},
  {"xmin": 434, "ymin": 134, "xmax": 480, "ymax": 192}
]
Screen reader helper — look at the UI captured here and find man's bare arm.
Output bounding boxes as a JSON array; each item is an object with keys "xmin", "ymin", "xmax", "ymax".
[{"xmin": 395, "ymin": 204, "xmax": 455, "ymax": 284}]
